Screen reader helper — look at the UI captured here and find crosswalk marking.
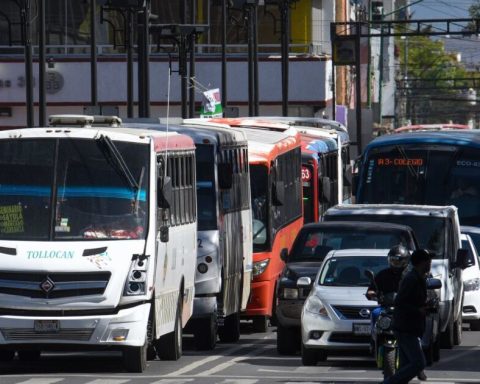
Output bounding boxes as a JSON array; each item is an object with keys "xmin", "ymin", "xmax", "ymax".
[
  {"xmin": 14, "ymin": 380, "xmax": 64, "ymax": 384},
  {"xmin": 217, "ymin": 380, "xmax": 258, "ymax": 384},
  {"xmin": 150, "ymin": 380, "xmax": 194, "ymax": 384},
  {"xmin": 86, "ymin": 380, "xmax": 130, "ymax": 384}
]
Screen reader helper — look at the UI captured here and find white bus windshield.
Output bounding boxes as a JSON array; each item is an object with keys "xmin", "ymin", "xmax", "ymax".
[
  {"xmin": 361, "ymin": 145, "xmax": 480, "ymax": 225},
  {"xmin": 0, "ymin": 138, "xmax": 149, "ymax": 241}
]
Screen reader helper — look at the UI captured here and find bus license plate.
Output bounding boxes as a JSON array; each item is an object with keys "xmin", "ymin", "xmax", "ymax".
[
  {"xmin": 353, "ymin": 323, "xmax": 370, "ymax": 336},
  {"xmin": 34, "ymin": 320, "xmax": 59, "ymax": 333}
]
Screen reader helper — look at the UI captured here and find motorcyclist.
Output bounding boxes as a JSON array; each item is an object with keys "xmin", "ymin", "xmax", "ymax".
[{"xmin": 366, "ymin": 245, "xmax": 410, "ymax": 301}]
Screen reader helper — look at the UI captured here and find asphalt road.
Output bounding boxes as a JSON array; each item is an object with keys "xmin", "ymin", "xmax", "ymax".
[{"xmin": 1, "ymin": 323, "xmax": 480, "ymax": 384}]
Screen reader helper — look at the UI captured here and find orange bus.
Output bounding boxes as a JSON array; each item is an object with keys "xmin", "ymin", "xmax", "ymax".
[{"xmin": 205, "ymin": 119, "xmax": 303, "ymax": 332}]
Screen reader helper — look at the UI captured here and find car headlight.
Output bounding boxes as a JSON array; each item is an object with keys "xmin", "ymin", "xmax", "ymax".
[
  {"xmin": 282, "ymin": 287, "xmax": 298, "ymax": 299},
  {"xmin": 464, "ymin": 278, "xmax": 480, "ymax": 291},
  {"xmin": 376, "ymin": 315, "xmax": 392, "ymax": 331},
  {"xmin": 304, "ymin": 295, "xmax": 329, "ymax": 317},
  {"xmin": 253, "ymin": 259, "xmax": 270, "ymax": 277}
]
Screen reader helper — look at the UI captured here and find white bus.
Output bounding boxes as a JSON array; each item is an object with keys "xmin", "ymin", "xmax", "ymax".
[
  {"xmin": 0, "ymin": 115, "xmax": 197, "ymax": 372},
  {"xmin": 136, "ymin": 119, "xmax": 253, "ymax": 350}
]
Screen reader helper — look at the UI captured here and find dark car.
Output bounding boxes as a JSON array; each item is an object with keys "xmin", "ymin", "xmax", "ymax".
[{"xmin": 275, "ymin": 221, "xmax": 418, "ymax": 355}]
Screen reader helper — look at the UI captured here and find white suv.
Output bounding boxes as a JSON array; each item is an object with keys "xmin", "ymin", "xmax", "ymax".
[{"xmin": 301, "ymin": 249, "xmax": 389, "ymax": 365}]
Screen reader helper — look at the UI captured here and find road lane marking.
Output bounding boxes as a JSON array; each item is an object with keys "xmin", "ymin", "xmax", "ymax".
[
  {"xmin": 218, "ymin": 380, "xmax": 258, "ymax": 384},
  {"xmin": 150, "ymin": 380, "xmax": 194, "ymax": 384},
  {"xmin": 86, "ymin": 380, "xmax": 130, "ymax": 384},
  {"xmin": 195, "ymin": 344, "xmax": 271, "ymax": 376},
  {"xmin": 14, "ymin": 380, "xmax": 64, "ymax": 384}
]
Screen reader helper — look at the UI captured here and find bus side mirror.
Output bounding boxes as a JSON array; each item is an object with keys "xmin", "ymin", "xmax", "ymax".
[
  {"xmin": 426, "ymin": 278, "xmax": 442, "ymax": 290},
  {"xmin": 158, "ymin": 176, "xmax": 172, "ymax": 209},
  {"xmin": 322, "ymin": 177, "xmax": 332, "ymax": 203},
  {"xmin": 272, "ymin": 181, "xmax": 285, "ymax": 206},
  {"xmin": 280, "ymin": 248, "xmax": 289, "ymax": 262},
  {"xmin": 344, "ymin": 164, "xmax": 353, "ymax": 187},
  {"xmin": 160, "ymin": 226, "xmax": 169, "ymax": 243},
  {"xmin": 218, "ymin": 163, "xmax": 233, "ymax": 189},
  {"xmin": 352, "ymin": 173, "xmax": 359, "ymax": 196}
]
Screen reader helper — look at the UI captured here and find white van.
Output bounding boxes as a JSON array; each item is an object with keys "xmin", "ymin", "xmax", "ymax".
[{"xmin": 0, "ymin": 115, "xmax": 198, "ymax": 372}]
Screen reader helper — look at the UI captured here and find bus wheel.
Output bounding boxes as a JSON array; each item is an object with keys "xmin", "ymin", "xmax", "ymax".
[
  {"xmin": 17, "ymin": 350, "xmax": 41, "ymax": 361},
  {"xmin": 157, "ymin": 294, "xmax": 183, "ymax": 361},
  {"xmin": 277, "ymin": 324, "xmax": 297, "ymax": 355},
  {"xmin": 0, "ymin": 349, "xmax": 14, "ymax": 362},
  {"xmin": 123, "ymin": 337, "xmax": 147, "ymax": 373},
  {"xmin": 194, "ymin": 314, "xmax": 217, "ymax": 350},
  {"xmin": 219, "ymin": 312, "xmax": 240, "ymax": 343},
  {"xmin": 252, "ymin": 316, "xmax": 269, "ymax": 333}
]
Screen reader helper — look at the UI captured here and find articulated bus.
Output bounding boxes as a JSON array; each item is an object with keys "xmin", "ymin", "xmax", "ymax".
[
  {"xmin": 206, "ymin": 121, "xmax": 303, "ymax": 332},
  {"xmin": 355, "ymin": 130, "xmax": 480, "ymax": 226},
  {"xmin": 0, "ymin": 115, "xmax": 198, "ymax": 372},
  {"xmin": 135, "ymin": 120, "xmax": 252, "ymax": 350}
]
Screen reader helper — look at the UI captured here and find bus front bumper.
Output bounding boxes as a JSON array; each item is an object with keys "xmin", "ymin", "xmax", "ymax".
[
  {"xmin": 0, "ymin": 303, "xmax": 150, "ymax": 348},
  {"xmin": 245, "ymin": 280, "xmax": 274, "ymax": 317}
]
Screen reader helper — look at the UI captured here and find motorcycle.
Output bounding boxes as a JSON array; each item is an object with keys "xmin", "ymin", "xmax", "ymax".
[
  {"xmin": 364, "ymin": 270, "xmax": 398, "ymax": 380},
  {"xmin": 365, "ymin": 270, "xmax": 442, "ymax": 380}
]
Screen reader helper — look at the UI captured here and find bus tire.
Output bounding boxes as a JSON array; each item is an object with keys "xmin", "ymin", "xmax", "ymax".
[
  {"xmin": 194, "ymin": 315, "xmax": 217, "ymax": 350},
  {"xmin": 157, "ymin": 294, "xmax": 183, "ymax": 361},
  {"xmin": 219, "ymin": 312, "xmax": 240, "ymax": 343},
  {"xmin": 277, "ymin": 324, "xmax": 296, "ymax": 355},
  {"xmin": 123, "ymin": 337, "xmax": 147, "ymax": 373},
  {"xmin": 252, "ymin": 316, "xmax": 269, "ymax": 333},
  {"xmin": 17, "ymin": 350, "xmax": 41, "ymax": 361}
]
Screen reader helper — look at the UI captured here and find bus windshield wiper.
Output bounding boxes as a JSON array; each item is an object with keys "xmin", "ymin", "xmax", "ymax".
[
  {"xmin": 95, "ymin": 134, "xmax": 139, "ymax": 195},
  {"xmin": 396, "ymin": 145, "xmax": 420, "ymax": 180}
]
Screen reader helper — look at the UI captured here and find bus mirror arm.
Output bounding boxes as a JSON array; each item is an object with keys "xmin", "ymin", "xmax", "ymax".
[
  {"xmin": 352, "ymin": 173, "xmax": 359, "ymax": 196},
  {"xmin": 160, "ymin": 226, "xmax": 169, "ymax": 243},
  {"xmin": 322, "ymin": 177, "xmax": 332, "ymax": 204},
  {"xmin": 280, "ymin": 248, "xmax": 289, "ymax": 262}
]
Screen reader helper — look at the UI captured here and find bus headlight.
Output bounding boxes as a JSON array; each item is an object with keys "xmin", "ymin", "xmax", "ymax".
[
  {"xmin": 124, "ymin": 256, "xmax": 148, "ymax": 296},
  {"xmin": 253, "ymin": 259, "xmax": 270, "ymax": 277}
]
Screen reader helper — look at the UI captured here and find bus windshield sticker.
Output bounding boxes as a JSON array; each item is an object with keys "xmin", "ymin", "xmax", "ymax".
[
  {"xmin": 0, "ymin": 205, "xmax": 24, "ymax": 234},
  {"xmin": 376, "ymin": 158, "xmax": 424, "ymax": 166}
]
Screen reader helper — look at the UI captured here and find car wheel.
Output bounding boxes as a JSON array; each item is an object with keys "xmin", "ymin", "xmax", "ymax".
[
  {"xmin": 440, "ymin": 318, "xmax": 454, "ymax": 349},
  {"xmin": 276, "ymin": 324, "xmax": 297, "ymax": 355},
  {"xmin": 301, "ymin": 344, "xmax": 318, "ymax": 366}
]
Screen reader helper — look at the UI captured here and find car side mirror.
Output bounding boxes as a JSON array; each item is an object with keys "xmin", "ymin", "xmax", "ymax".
[
  {"xmin": 157, "ymin": 176, "xmax": 172, "ymax": 209},
  {"xmin": 456, "ymin": 248, "xmax": 474, "ymax": 269},
  {"xmin": 280, "ymin": 248, "xmax": 289, "ymax": 262},
  {"xmin": 272, "ymin": 181, "xmax": 285, "ymax": 206},
  {"xmin": 426, "ymin": 278, "xmax": 442, "ymax": 290},
  {"xmin": 297, "ymin": 276, "xmax": 312, "ymax": 288},
  {"xmin": 218, "ymin": 163, "xmax": 233, "ymax": 189}
]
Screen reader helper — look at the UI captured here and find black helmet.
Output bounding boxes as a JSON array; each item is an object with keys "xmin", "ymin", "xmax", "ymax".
[{"xmin": 388, "ymin": 245, "xmax": 410, "ymax": 270}]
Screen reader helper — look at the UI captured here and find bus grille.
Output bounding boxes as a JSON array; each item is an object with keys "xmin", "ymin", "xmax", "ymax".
[
  {"xmin": 1, "ymin": 328, "xmax": 94, "ymax": 341},
  {"xmin": 0, "ymin": 271, "xmax": 110, "ymax": 299}
]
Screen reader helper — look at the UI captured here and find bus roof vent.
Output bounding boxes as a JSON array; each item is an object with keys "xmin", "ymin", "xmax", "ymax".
[
  {"xmin": 49, "ymin": 114, "xmax": 94, "ymax": 127},
  {"xmin": 48, "ymin": 115, "xmax": 122, "ymax": 127}
]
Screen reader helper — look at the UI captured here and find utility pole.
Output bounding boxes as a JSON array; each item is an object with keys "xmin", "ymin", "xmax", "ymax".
[
  {"xmin": 127, "ymin": 9, "xmax": 134, "ymax": 118},
  {"xmin": 180, "ymin": 0, "xmax": 188, "ymax": 118},
  {"xmin": 21, "ymin": 0, "xmax": 34, "ymax": 127},
  {"xmin": 279, "ymin": 0, "xmax": 291, "ymax": 116},
  {"xmin": 38, "ymin": 0, "xmax": 46, "ymax": 126},
  {"xmin": 189, "ymin": 0, "xmax": 196, "ymax": 118},
  {"xmin": 221, "ymin": 0, "xmax": 228, "ymax": 111},
  {"xmin": 90, "ymin": 0, "xmax": 98, "ymax": 107}
]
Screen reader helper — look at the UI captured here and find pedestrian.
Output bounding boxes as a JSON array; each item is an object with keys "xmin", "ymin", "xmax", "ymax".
[{"xmin": 383, "ymin": 249, "xmax": 432, "ymax": 384}]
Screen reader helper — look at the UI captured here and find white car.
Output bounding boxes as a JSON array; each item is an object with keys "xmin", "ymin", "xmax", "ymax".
[
  {"xmin": 300, "ymin": 249, "xmax": 389, "ymax": 365},
  {"xmin": 461, "ymin": 233, "xmax": 480, "ymax": 330}
]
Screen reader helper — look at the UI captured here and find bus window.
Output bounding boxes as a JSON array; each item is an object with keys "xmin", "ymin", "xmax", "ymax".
[{"xmin": 196, "ymin": 145, "xmax": 217, "ymax": 230}]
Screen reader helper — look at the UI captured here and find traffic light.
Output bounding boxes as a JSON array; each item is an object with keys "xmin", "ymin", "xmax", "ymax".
[{"xmin": 371, "ymin": 1, "xmax": 383, "ymax": 22}]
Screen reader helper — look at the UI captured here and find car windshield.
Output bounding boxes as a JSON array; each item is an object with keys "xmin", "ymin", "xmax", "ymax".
[
  {"xmin": 0, "ymin": 138, "xmax": 149, "ymax": 241},
  {"xmin": 250, "ymin": 164, "xmax": 269, "ymax": 252},
  {"xmin": 326, "ymin": 215, "xmax": 446, "ymax": 259},
  {"xmin": 196, "ymin": 144, "xmax": 217, "ymax": 231},
  {"xmin": 319, "ymin": 256, "xmax": 388, "ymax": 287},
  {"xmin": 289, "ymin": 228, "xmax": 414, "ymax": 262},
  {"xmin": 361, "ymin": 145, "xmax": 480, "ymax": 226},
  {"xmin": 464, "ymin": 232, "xmax": 480, "ymax": 257}
]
